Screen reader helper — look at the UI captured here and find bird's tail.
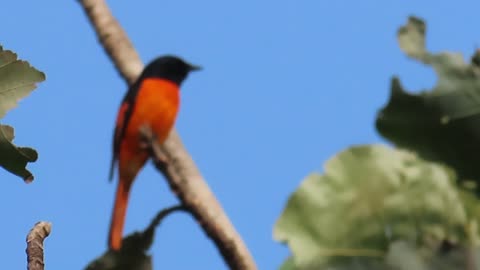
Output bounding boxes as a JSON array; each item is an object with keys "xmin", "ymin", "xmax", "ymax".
[{"xmin": 108, "ymin": 178, "xmax": 131, "ymax": 250}]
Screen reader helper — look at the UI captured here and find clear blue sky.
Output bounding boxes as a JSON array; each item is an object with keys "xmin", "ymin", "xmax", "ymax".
[{"xmin": 0, "ymin": 1, "xmax": 478, "ymax": 269}]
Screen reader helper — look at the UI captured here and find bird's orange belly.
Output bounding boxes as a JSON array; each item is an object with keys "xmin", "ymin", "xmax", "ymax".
[{"xmin": 119, "ymin": 79, "xmax": 180, "ymax": 180}]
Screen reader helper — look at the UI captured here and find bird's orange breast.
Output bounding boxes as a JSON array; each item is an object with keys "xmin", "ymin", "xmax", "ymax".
[{"xmin": 119, "ymin": 78, "xmax": 180, "ymax": 180}]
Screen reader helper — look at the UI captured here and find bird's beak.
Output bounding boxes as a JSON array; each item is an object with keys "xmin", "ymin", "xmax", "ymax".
[{"xmin": 189, "ymin": 64, "xmax": 202, "ymax": 71}]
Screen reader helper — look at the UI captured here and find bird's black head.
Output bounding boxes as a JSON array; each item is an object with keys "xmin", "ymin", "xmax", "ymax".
[{"xmin": 141, "ymin": 55, "xmax": 201, "ymax": 85}]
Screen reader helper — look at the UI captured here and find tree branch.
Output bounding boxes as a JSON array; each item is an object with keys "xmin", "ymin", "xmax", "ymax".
[
  {"xmin": 26, "ymin": 221, "xmax": 51, "ymax": 270},
  {"xmin": 80, "ymin": 0, "xmax": 142, "ymax": 84},
  {"xmin": 78, "ymin": 1, "xmax": 257, "ymax": 269}
]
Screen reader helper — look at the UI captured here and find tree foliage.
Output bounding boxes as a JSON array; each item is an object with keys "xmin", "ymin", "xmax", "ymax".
[
  {"xmin": 275, "ymin": 17, "xmax": 480, "ymax": 270},
  {"xmin": 0, "ymin": 45, "xmax": 44, "ymax": 182},
  {"xmin": 377, "ymin": 17, "xmax": 480, "ymax": 186}
]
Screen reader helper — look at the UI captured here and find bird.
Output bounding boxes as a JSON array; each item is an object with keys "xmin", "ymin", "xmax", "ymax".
[{"xmin": 108, "ymin": 55, "xmax": 201, "ymax": 250}]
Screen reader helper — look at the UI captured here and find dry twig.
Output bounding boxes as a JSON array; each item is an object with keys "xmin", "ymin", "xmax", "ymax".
[{"xmin": 26, "ymin": 221, "xmax": 51, "ymax": 270}]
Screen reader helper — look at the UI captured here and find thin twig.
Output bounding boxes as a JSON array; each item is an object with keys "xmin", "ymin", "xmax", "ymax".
[
  {"xmin": 85, "ymin": 205, "xmax": 185, "ymax": 270},
  {"xmin": 122, "ymin": 204, "xmax": 188, "ymax": 253},
  {"xmin": 78, "ymin": 1, "xmax": 257, "ymax": 269},
  {"xmin": 26, "ymin": 221, "xmax": 51, "ymax": 270}
]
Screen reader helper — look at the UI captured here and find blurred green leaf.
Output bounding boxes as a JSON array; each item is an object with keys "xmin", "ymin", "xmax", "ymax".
[
  {"xmin": 397, "ymin": 17, "xmax": 426, "ymax": 59},
  {"xmin": 385, "ymin": 240, "xmax": 475, "ymax": 270},
  {"xmin": 385, "ymin": 241, "xmax": 425, "ymax": 270},
  {"xmin": 0, "ymin": 45, "xmax": 45, "ymax": 118},
  {"xmin": 376, "ymin": 16, "xmax": 480, "ymax": 185},
  {"xmin": 278, "ymin": 257, "xmax": 295, "ymax": 270},
  {"xmin": 0, "ymin": 45, "xmax": 44, "ymax": 182},
  {"xmin": 274, "ymin": 145, "xmax": 478, "ymax": 269},
  {"xmin": 0, "ymin": 125, "xmax": 37, "ymax": 182}
]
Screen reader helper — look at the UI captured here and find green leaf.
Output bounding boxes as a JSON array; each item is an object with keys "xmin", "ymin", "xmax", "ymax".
[
  {"xmin": 0, "ymin": 45, "xmax": 44, "ymax": 181},
  {"xmin": 0, "ymin": 125, "xmax": 37, "ymax": 182},
  {"xmin": 385, "ymin": 241, "xmax": 426, "ymax": 270},
  {"xmin": 0, "ymin": 45, "xmax": 45, "ymax": 118},
  {"xmin": 376, "ymin": 16, "xmax": 480, "ymax": 185},
  {"xmin": 385, "ymin": 240, "xmax": 475, "ymax": 270},
  {"xmin": 274, "ymin": 145, "xmax": 476, "ymax": 269},
  {"xmin": 278, "ymin": 257, "xmax": 295, "ymax": 270},
  {"xmin": 397, "ymin": 17, "xmax": 426, "ymax": 60}
]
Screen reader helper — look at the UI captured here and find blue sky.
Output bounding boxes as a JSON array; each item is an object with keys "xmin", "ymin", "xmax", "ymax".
[{"xmin": 1, "ymin": 1, "xmax": 478, "ymax": 269}]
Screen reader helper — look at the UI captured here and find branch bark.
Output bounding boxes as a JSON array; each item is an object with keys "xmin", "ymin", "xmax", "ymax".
[
  {"xmin": 26, "ymin": 221, "xmax": 51, "ymax": 270},
  {"xmin": 78, "ymin": 1, "xmax": 257, "ymax": 269}
]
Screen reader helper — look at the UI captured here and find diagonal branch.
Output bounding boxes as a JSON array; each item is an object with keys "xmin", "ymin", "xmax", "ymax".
[
  {"xmin": 78, "ymin": 1, "xmax": 257, "ymax": 269},
  {"xmin": 80, "ymin": 0, "xmax": 142, "ymax": 84},
  {"xmin": 26, "ymin": 221, "xmax": 52, "ymax": 270}
]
